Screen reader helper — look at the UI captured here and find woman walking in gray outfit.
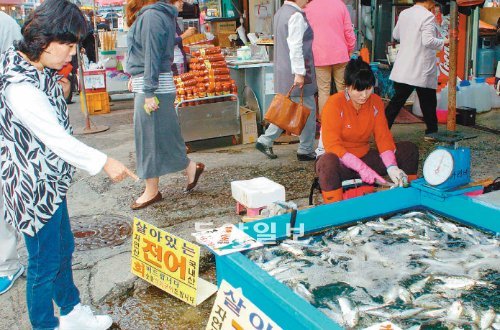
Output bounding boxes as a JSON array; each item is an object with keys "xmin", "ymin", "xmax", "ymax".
[
  {"xmin": 126, "ymin": 0, "xmax": 204, "ymax": 210},
  {"xmin": 255, "ymin": 0, "xmax": 318, "ymax": 161}
]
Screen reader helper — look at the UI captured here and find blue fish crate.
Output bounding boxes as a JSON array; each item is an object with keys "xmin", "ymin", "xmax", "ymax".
[{"xmin": 215, "ymin": 182, "xmax": 499, "ymax": 329}]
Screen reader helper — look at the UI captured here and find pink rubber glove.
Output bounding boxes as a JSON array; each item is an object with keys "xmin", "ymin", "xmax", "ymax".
[
  {"xmin": 341, "ymin": 152, "xmax": 386, "ymax": 184},
  {"xmin": 380, "ymin": 150, "xmax": 397, "ymax": 168},
  {"xmin": 380, "ymin": 150, "xmax": 407, "ymax": 186}
]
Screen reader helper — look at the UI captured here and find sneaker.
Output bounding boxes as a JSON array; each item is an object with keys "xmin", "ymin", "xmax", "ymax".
[
  {"xmin": 59, "ymin": 303, "xmax": 113, "ymax": 330},
  {"xmin": 255, "ymin": 142, "xmax": 277, "ymax": 159},
  {"xmin": 0, "ymin": 265, "xmax": 24, "ymax": 295}
]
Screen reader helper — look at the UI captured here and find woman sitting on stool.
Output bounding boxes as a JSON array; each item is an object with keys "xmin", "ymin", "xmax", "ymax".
[{"xmin": 316, "ymin": 58, "xmax": 419, "ymax": 204}]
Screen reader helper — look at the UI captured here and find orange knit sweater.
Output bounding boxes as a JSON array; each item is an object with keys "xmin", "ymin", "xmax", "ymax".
[{"xmin": 321, "ymin": 92, "xmax": 396, "ymax": 158}]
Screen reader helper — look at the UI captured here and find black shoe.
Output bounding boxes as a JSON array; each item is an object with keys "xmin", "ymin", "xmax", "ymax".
[
  {"xmin": 297, "ymin": 152, "xmax": 316, "ymax": 161},
  {"xmin": 255, "ymin": 142, "xmax": 277, "ymax": 159},
  {"xmin": 185, "ymin": 162, "xmax": 205, "ymax": 193},
  {"xmin": 424, "ymin": 132, "xmax": 438, "ymax": 142}
]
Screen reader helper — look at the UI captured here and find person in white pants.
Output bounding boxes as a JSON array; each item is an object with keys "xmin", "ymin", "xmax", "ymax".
[
  {"xmin": 0, "ymin": 178, "xmax": 24, "ymax": 295},
  {"xmin": 0, "ymin": 11, "xmax": 24, "ymax": 295}
]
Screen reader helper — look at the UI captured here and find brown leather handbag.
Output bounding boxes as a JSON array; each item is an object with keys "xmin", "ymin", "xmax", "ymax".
[{"xmin": 264, "ymin": 85, "xmax": 311, "ymax": 136}]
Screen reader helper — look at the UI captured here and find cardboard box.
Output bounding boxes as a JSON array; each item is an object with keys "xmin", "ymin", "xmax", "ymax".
[
  {"xmin": 215, "ymin": 32, "xmax": 234, "ymax": 48},
  {"xmin": 211, "ymin": 20, "xmax": 237, "ymax": 34},
  {"xmin": 240, "ymin": 107, "xmax": 258, "ymax": 144},
  {"xmin": 479, "ymin": 8, "xmax": 500, "ymax": 26}
]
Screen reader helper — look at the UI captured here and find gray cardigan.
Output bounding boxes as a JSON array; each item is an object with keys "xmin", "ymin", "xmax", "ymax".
[
  {"xmin": 126, "ymin": 2, "xmax": 177, "ymax": 97},
  {"xmin": 273, "ymin": 4, "xmax": 316, "ymax": 97}
]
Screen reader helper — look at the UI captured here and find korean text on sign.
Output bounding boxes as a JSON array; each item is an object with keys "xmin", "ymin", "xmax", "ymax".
[
  {"xmin": 131, "ymin": 218, "xmax": 200, "ymax": 306},
  {"xmin": 206, "ymin": 280, "xmax": 282, "ymax": 330}
]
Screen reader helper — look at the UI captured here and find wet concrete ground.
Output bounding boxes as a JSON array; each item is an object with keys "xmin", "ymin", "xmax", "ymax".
[
  {"xmin": 108, "ymin": 265, "xmax": 217, "ymax": 330},
  {"xmin": 0, "ymin": 95, "xmax": 498, "ymax": 329}
]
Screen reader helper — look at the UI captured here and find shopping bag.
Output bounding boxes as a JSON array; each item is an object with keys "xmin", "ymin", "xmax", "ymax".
[{"xmin": 264, "ymin": 85, "xmax": 311, "ymax": 136}]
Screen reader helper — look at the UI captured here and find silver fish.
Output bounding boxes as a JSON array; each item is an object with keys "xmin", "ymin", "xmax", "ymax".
[
  {"xmin": 294, "ymin": 283, "xmax": 313, "ymax": 304},
  {"xmin": 446, "ymin": 301, "xmax": 464, "ymax": 321},
  {"xmin": 464, "ymin": 303, "xmax": 480, "ymax": 325},
  {"xmin": 393, "ymin": 308, "xmax": 424, "ymax": 319},
  {"xmin": 409, "ymin": 276, "xmax": 432, "ymax": 294},
  {"xmin": 480, "ymin": 307, "xmax": 496, "ymax": 330},
  {"xmin": 398, "ymin": 287, "xmax": 413, "ymax": 304},
  {"xmin": 365, "ymin": 307, "xmax": 423, "ymax": 320},
  {"xmin": 435, "ymin": 220, "xmax": 460, "ymax": 235},
  {"xmin": 413, "ymin": 294, "xmax": 446, "ymax": 309},
  {"xmin": 434, "ymin": 275, "xmax": 492, "ymax": 290},
  {"xmin": 408, "ymin": 238, "xmax": 441, "ymax": 246},
  {"xmin": 338, "ymin": 297, "xmax": 359, "ymax": 328},
  {"xmin": 260, "ymin": 256, "xmax": 284, "ymax": 271},
  {"xmin": 416, "ymin": 308, "xmax": 448, "ymax": 318},
  {"xmin": 267, "ymin": 266, "xmax": 289, "ymax": 276},
  {"xmin": 402, "ymin": 211, "xmax": 427, "ymax": 218},
  {"xmin": 392, "ymin": 228, "xmax": 418, "ymax": 237},
  {"xmin": 280, "ymin": 242, "xmax": 304, "ymax": 257}
]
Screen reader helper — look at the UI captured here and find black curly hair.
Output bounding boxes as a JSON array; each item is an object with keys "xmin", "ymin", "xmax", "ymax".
[
  {"xmin": 16, "ymin": 0, "xmax": 87, "ymax": 61},
  {"xmin": 344, "ymin": 57, "xmax": 376, "ymax": 91}
]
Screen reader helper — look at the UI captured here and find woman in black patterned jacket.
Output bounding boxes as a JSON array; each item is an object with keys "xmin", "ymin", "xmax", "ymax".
[{"xmin": 0, "ymin": 1, "xmax": 137, "ymax": 329}]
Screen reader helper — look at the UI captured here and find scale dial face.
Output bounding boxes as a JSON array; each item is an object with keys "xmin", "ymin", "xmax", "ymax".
[{"xmin": 423, "ymin": 149, "xmax": 455, "ymax": 186}]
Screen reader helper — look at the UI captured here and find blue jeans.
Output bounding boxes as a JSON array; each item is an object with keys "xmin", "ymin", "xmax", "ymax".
[{"xmin": 23, "ymin": 199, "xmax": 80, "ymax": 330}]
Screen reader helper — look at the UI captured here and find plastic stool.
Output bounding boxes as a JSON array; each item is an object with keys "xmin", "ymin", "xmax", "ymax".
[{"xmin": 236, "ymin": 202, "xmax": 266, "ymax": 216}]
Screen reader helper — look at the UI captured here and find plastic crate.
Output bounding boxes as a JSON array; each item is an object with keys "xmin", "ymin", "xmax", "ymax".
[{"xmin": 80, "ymin": 92, "xmax": 110, "ymax": 115}]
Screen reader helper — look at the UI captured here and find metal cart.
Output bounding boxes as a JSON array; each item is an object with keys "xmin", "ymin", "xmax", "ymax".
[{"xmin": 175, "ymin": 94, "xmax": 240, "ymax": 144}]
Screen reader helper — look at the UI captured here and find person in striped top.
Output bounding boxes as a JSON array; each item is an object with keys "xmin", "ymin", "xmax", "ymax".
[{"xmin": 126, "ymin": 0, "xmax": 205, "ymax": 210}]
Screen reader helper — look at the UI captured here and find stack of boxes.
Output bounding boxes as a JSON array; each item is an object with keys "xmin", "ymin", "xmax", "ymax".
[{"xmin": 210, "ymin": 20, "xmax": 237, "ymax": 48}]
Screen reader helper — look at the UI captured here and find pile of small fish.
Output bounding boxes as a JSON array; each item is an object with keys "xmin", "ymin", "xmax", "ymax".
[{"xmin": 246, "ymin": 211, "xmax": 500, "ymax": 329}]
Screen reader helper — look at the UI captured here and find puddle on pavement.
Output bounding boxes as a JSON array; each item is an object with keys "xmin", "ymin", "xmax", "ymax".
[{"xmin": 108, "ymin": 264, "xmax": 216, "ymax": 330}]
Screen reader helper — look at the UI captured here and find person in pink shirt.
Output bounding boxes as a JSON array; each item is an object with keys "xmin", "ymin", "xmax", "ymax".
[{"xmin": 304, "ymin": 0, "xmax": 356, "ymax": 114}]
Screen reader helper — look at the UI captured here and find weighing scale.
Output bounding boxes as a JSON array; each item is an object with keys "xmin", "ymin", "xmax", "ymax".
[
  {"xmin": 423, "ymin": 146, "xmax": 470, "ymax": 190},
  {"xmin": 416, "ymin": 131, "xmax": 478, "ymax": 192}
]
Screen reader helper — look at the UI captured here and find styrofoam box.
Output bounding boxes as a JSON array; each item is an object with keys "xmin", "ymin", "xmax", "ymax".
[{"xmin": 231, "ymin": 177, "xmax": 286, "ymax": 208}]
